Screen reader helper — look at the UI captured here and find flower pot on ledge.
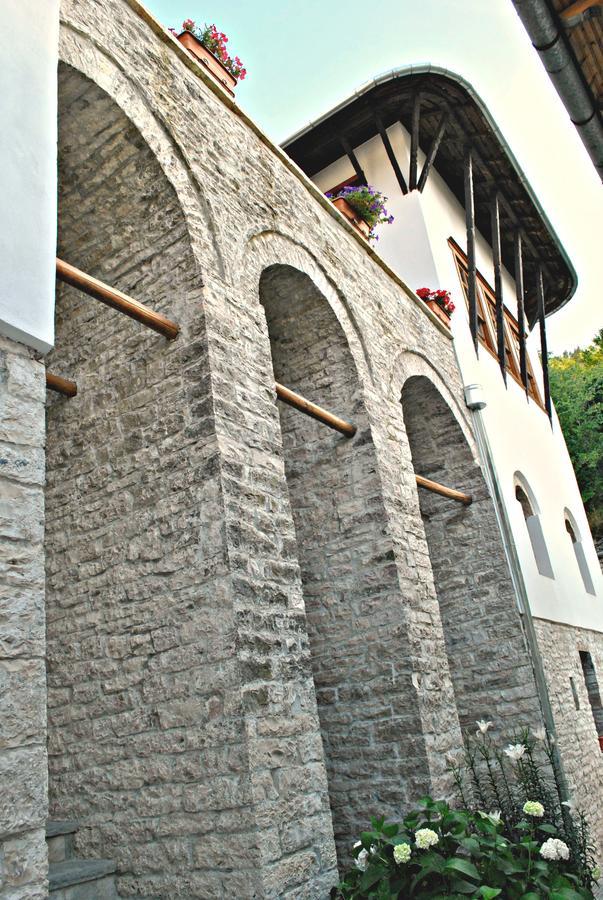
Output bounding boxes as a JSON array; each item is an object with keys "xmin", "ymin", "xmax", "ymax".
[
  {"xmin": 176, "ymin": 31, "xmax": 237, "ymax": 96},
  {"xmin": 331, "ymin": 197, "xmax": 371, "ymax": 239},
  {"xmin": 425, "ymin": 298, "xmax": 452, "ymax": 328}
]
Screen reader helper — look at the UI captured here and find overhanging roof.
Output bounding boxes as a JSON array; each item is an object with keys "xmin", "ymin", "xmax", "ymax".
[{"xmin": 283, "ymin": 65, "xmax": 578, "ymax": 324}]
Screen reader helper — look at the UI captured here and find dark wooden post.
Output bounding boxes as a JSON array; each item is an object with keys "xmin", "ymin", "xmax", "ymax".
[
  {"xmin": 514, "ymin": 231, "xmax": 529, "ymax": 395},
  {"xmin": 375, "ymin": 114, "xmax": 408, "ymax": 195},
  {"xmin": 417, "ymin": 111, "xmax": 447, "ymax": 192},
  {"xmin": 464, "ymin": 146, "xmax": 478, "ymax": 354},
  {"xmin": 409, "ymin": 92, "xmax": 421, "ymax": 191},
  {"xmin": 537, "ymin": 267, "xmax": 553, "ymax": 422},
  {"xmin": 490, "ymin": 192, "xmax": 506, "ymax": 382},
  {"xmin": 338, "ymin": 134, "xmax": 367, "ymax": 185}
]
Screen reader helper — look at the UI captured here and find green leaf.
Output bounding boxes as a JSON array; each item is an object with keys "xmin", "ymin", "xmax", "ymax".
[
  {"xmin": 382, "ymin": 823, "xmax": 399, "ymax": 837},
  {"xmin": 443, "ymin": 858, "xmax": 480, "ymax": 881},
  {"xmin": 477, "ymin": 888, "xmax": 502, "ymax": 899},
  {"xmin": 460, "ymin": 837, "xmax": 480, "ymax": 855}
]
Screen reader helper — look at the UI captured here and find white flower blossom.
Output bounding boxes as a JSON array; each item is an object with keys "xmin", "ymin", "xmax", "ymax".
[
  {"xmin": 533, "ymin": 727, "xmax": 547, "ymax": 742},
  {"xmin": 353, "ymin": 841, "xmax": 377, "ymax": 871},
  {"xmin": 523, "ymin": 800, "xmax": 545, "ymax": 818},
  {"xmin": 540, "ymin": 838, "xmax": 570, "ymax": 861},
  {"xmin": 393, "ymin": 842, "xmax": 412, "ymax": 864},
  {"xmin": 476, "ymin": 719, "xmax": 493, "ymax": 736},
  {"xmin": 504, "ymin": 743, "xmax": 526, "ymax": 762},
  {"xmin": 478, "ymin": 810, "xmax": 502, "ymax": 825},
  {"xmin": 415, "ymin": 828, "xmax": 439, "ymax": 850}
]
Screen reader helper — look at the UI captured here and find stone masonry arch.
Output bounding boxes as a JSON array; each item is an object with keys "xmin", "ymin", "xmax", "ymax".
[
  {"xmin": 400, "ymin": 374, "xmax": 544, "ymax": 738},
  {"xmin": 258, "ymin": 262, "xmax": 435, "ymax": 865},
  {"xmin": 239, "ymin": 229, "xmax": 376, "ymax": 387},
  {"xmin": 58, "ymin": 20, "xmax": 229, "ymax": 282}
]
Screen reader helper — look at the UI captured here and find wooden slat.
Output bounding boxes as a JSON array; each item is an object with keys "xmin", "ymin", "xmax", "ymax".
[
  {"xmin": 490, "ymin": 192, "xmax": 506, "ymax": 382},
  {"xmin": 338, "ymin": 134, "xmax": 367, "ymax": 186},
  {"xmin": 275, "ymin": 382, "xmax": 356, "ymax": 437},
  {"xmin": 416, "ymin": 474, "xmax": 472, "ymax": 505},
  {"xmin": 409, "ymin": 92, "xmax": 422, "ymax": 191},
  {"xmin": 514, "ymin": 230, "xmax": 529, "ymax": 395},
  {"xmin": 46, "ymin": 372, "xmax": 77, "ymax": 397},
  {"xmin": 417, "ymin": 110, "xmax": 448, "ymax": 192},
  {"xmin": 464, "ymin": 146, "xmax": 478, "ymax": 354},
  {"xmin": 375, "ymin": 114, "xmax": 408, "ymax": 195},
  {"xmin": 537, "ymin": 268, "xmax": 553, "ymax": 422},
  {"xmin": 56, "ymin": 258, "xmax": 180, "ymax": 340}
]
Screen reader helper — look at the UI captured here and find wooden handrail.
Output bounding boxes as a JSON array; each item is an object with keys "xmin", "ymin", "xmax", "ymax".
[
  {"xmin": 275, "ymin": 382, "xmax": 357, "ymax": 437},
  {"xmin": 56, "ymin": 258, "xmax": 180, "ymax": 340},
  {"xmin": 416, "ymin": 473, "xmax": 472, "ymax": 505},
  {"xmin": 46, "ymin": 372, "xmax": 77, "ymax": 397}
]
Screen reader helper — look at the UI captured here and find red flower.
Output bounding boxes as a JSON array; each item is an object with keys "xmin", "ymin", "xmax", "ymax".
[{"xmin": 416, "ymin": 287, "xmax": 431, "ymax": 300}]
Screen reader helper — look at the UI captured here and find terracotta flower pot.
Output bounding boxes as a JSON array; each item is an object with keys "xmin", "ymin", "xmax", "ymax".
[
  {"xmin": 176, "ymin": 31, "xmax": 237, "ymax": 96},
  {"xmin": 425, "ymin": 298, "xmax": 452, "ymax": 328},
  {"xmin": 331, "ymin": 197, "xmax": 371, "ymax": 239}
]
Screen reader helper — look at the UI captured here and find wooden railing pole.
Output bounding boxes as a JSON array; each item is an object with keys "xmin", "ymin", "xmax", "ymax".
[
  {"xmin": 415, "ymin": 473, "xmax": 472, "ymax": 506},
  {"xmin": 46, "ymin": 372, "xmax": 77, "ymax": 397},
  {"xmin": 275, "ymin": 382, "xmax": 356, "ymax": 437},
  {"xmin": 56, "ymin": 258, "xmax": 180, "ymax": 340}
]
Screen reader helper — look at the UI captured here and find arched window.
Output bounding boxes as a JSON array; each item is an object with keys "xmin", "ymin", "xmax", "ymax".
[
  {"xmin": 565, "ymin": 511, "xmax": 595, "ymax": 596},
  {"xmin": 514, "ymin": 477, "xmax": 554, "ymax": 578}
]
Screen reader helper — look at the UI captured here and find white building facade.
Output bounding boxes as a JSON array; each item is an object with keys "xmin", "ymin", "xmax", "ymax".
[{"xmin": 285, "ymin": 63, "xmax": 603, "ymax": 841}]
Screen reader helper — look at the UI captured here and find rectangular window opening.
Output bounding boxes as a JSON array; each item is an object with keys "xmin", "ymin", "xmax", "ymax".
[
  {"xmin": 448, "ymin": 238, "xmax": 545, "ymax": 410},
  {"xmin": 570, "ymin": 676, "xmax": 580, "ymax": 710},
  {"xmin": 579, "ymin": 652, "xmax": 603, "ymax": 747}
]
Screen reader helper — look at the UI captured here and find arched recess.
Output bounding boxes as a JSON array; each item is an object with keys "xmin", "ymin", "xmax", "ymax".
[
  {"xmin": 401, "ymin": 376, "xmax": 541, "ymax": 735},
  {"xmin": 45, "ymin": 64, "xmax": 245, "ymax": 895},
  {"xmin": 513, "ymin": 472, "xmax": 555, "ymax": 579},
  {"xmin": 564, "ymin": 509, "xmax": 596, "ymax": 596},
  {"xmin": 259, "ymin": 264, "xmax": 426, "ymax": 863}
]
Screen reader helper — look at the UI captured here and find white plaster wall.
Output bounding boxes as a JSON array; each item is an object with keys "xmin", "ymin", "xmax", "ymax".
[
  {"xmin": 314, "ymin": 125, "xmax": 603, "ymax": 631},
  {"xmin": 0, "ymin": 0, "xmax": 59, "ymax": 352}
]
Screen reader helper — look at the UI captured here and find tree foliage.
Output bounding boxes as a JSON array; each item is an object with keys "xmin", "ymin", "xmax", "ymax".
[{"xmin": 549, "ymin": 329, "xmax": 603, "ymax": 539}]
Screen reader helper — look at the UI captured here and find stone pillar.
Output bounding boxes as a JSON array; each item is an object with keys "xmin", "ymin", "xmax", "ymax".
[{"xmin": 0, "ymin": 335, "xmax": 48, "ymax": 898}]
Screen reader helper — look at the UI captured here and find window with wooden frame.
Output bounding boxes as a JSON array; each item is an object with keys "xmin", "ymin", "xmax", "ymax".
[
  {"xmin": 325, "ymin": 173, "xmax": 360, "ymax": 196},
  {"xmin": 449, "ymin": 238, "xmax": 544, "ymax": 409}
]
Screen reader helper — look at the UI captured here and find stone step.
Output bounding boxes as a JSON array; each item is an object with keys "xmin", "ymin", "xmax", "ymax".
[
  {"xmin": 46, "ymin": 819, "xmax": 79, "ymax": 862},
  {"xmin": 49, "ymin": 858, "xmax": 118, "ymax": 899}
]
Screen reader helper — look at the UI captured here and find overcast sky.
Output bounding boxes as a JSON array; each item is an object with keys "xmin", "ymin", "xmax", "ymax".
[{"xmin": 146, "ymin": 0, "xmax": 601, "ymax": 354}]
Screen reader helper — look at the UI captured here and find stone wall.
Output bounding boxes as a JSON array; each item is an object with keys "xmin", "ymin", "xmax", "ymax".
[
  {"xmin": 401, "ymin": 375, "xmax": 543, "ymax": 738},
  {"xmin": 534, "ymin": 618, "xmax": 603, "ymax": 854},
  {"xmin": 45, "ymin": 1, "xmax": 553, "ymax": 895},
  {"xmin": 0, "ymin": 335, "xmax": 48, "ymax": 898},
  {"xmin": 261, "ymin": 266, "xmax": 429, "ymax": 863}
]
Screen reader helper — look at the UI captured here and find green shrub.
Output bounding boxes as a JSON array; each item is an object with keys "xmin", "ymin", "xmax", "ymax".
[{"xmin": 333, "ymin": 726, "xmax": 598, "ymax": 899}]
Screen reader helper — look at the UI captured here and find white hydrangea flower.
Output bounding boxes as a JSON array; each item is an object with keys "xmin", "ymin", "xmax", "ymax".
[
  {"xmin": 415, "ymin": 828, "xmax": 439, "ymax": 850},
  {"xmin": 540, "ymin": 838, "xmax": 570, "ymax": 861},
  {"xmin": 393, "ymin": 842, "xmax": 412, "ymax": 864},
  {"xmin": 504, "ymin": 743, "xmax": 526, "ymax": 762},
  {"xmin": 476, "ymin": 719, "xmax": 493, "ymax": 736},
  {"xmin": 523, "ymin": 800, "xmax": 545, "ymax": 818}
]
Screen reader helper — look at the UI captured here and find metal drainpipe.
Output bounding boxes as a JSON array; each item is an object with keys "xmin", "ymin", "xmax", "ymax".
[
  {"xmin": 464, "ymin": 383, "xmax": 570, "ymax": 798},
  {"xmin": 511, "ymin": 0, "xmax": 603, "ymax": 179}
]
